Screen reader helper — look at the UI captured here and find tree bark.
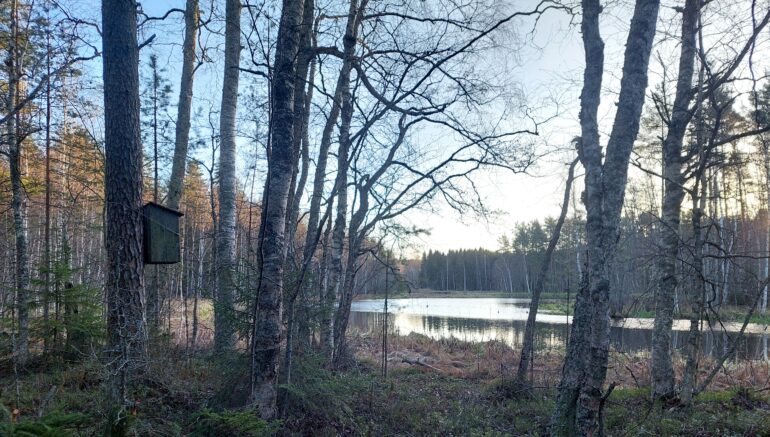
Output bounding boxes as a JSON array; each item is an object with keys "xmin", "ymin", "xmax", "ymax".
[
  {"xmin": 318, "ymin": 196, "xmax": 336, "ymax": 356},
  {"xmin": 680, "ymin": 173, "xmax": 707, "ymax": 404},
  {"xmin": 284, "ymin": 0, "xmax": 315, "ymax": 243},
  {"xmin": 7, "ymin": 0, "xmax": 30, "ymax": 366},
  {"xmin": 516, "ymin": 158, "xmax": 578, "ymax": 386},
  {"xmin": 680, "ymin": 46, "xmax": 708, "ymax": 404},
  {"xmin": 251, "ymin": 0, "xmax": 306, "ymax": 419},
  {"xmin": 651, "ymin": 0, "xmax": 698, "ymax": 402},
  {"xmin": 761, "ymin": 134, "xmax": 770, "ymax": 314},
  {"xmin": 326, "ymin": 121, "xmax": 351, "ymax": 364},
  {"xmin": 551, "ymin": 0, "xmax": 660, "ymax": 434},
  {"xmin": 167, "ymin": 0, "xmax": 200, "ymax": 210},
  {"xmin": 102, "ymin": 0, "xmax": 147, "ymax": 410},
  {"xmin": 214, "ymin": 0, "xmax": 242, "ymax": 354},
  {"xmin": 43, "ymin": 15, "xmax": 53, "ymax": 355},
  {"xmin": 551, "ymin": 1, "xmax": 604, "ymax": 430},
  {"xmin": 278, "ymin": 0, "xmax": 315, "ymax": 412},
  {"xmin": 316, "ymin": 0, "xmax": 363, "ymax": 361}
]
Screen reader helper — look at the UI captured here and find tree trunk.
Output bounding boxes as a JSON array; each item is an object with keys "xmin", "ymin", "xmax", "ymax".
[
  {"xmin": 7, "ymin": 0, "xmax": 30, "ymax": 366},
  {"xmin": 250, "ymin": 0, "xmax": 306, "ymax": 419},
  {"xmin": 284, "ymin": 0, "xmax": 315, "ymax": 244},
  {"xmin": 551, "ymin": 0, "xmax": 659, "ymax": 434},
  {"xmin": 278, "ymin": 0, "xmax": 316, "ymax": 413},
  {"xmin": 214, "ymin": 0, "xmax": 241, "ymax": 354},
  {"xmin": 333, "ymin": 153, "xmax": 375, "ymax": 365},
  {"xmin": 318, "ymin": 198, "xmax": 335, "ymax": 357},
  {"xmin": 651, "ymin": 0, "xmax": 698, "ymax": 401},
  {"xmin": 43, "ymin": 18, "xmax": 53, "ymax": 355},
  {"xmin": 680, "ymin": 47, "xmax": 708, "ymax": 405},
  {"xmin": 761, "ymin": 134, "xmax": 770, "ymax": 314},
  {"xmin": 326, "ymin": 120, "xmax": 352, "ymax": 363},
  {"xmin": 167, "ymin": 0, "xmax": 199, "ymax": 210},
  {"xmin": 333, "ymin": 235, "xmax": 359, "ymax": 364},
  {"xmin": 318, "ymin": 0, "xmax": 362, "ymax": 362},
  {"xmin": 516, "ymin": 158, "xmax": 578, "ymax": 386},
  {"xmin": 154, "ymin": 0, "xmax": 201, "ymax": 338},
  {"xmin": 551, "ymin": 270, "xmax": 590, "ymax": 434},
  {"xmin": 680, "ymin": 177, "xmax": 707, "ymax": 404},
  {"xmin": 102, "ymin": 0, "xmax": 147, "ymax": 412},
  {"xmin": 333, "ymin": 186, "xmax": 369, "ymax": 366}
]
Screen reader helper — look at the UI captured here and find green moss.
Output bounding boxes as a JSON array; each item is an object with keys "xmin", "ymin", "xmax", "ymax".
[
  {"xmin": 629, "ymin": 309, "xmax": 656, "ymax": 318},
  {"xmin": 696, "ymin": 389, "xmax": 736, "ymax": 403},
  {"xmin": 608, "ymin": 386, "xmax": 649, "ymax": 400},
  {"xmin": 188, "ymin": 410, "xmax": 280, "ymax": 436},
  {"xmin": 4, "ymin": 345, "xmax": 769, "ymax": 436},
  {"xmin": 538, "ymin": 302, "xmax": 571, "ymax": 315},
  {"xmin": 0, "ymin": 407, "xmax": 91, "ymax": 437}
]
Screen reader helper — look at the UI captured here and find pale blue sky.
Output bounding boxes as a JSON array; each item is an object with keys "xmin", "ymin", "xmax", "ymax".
[{"xmin": 74, "ymin": 0, "xmax": 770, "ymax": 256}]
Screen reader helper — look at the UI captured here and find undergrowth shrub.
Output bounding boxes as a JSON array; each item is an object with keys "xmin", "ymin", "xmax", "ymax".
[
  {"xmin": 0, "ymin": 406, "xmax": 90, "ymax": 436},
  {"xmin": 280, "ymin": 354, "xmax": 371, "ymax": 431},
  {"xmin": 209, "ymin": 356, "xmax": 252, "ymax": 409},
  {"xmin": 188, "ymin": 409, "xmax": 279, "ymax": 436}
]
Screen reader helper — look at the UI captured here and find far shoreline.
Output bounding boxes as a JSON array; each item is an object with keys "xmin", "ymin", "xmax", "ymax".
[
  {"xmin": 353, "ymin": 289, "xmax": 770, "ymax": 328},
  {"xmin": 353, "ymin": 289, "xmax": 568, "ymax": 300}
]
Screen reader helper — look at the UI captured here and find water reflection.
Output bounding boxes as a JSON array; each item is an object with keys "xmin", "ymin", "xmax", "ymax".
[{"xmin": 350, "ymin": 298, "xmax": 770, "ymax": 360}]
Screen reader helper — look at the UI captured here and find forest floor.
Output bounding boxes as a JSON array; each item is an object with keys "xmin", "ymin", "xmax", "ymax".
[{"xmin": 2, "ymin": 331, "xmax": 770, "ymax": 435}]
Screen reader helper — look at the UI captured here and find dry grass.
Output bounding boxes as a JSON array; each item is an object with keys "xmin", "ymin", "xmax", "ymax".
[
  {"xmin": 165, "ymin": 298, "xmax": 215, "ymax": 348},
  {"xmin": 166, "ymin": 297, "xmax": 770, "ymax": 392},
  {"xmin": 353, "ymin": 330, "xmax": 770, "ymax": 393}
]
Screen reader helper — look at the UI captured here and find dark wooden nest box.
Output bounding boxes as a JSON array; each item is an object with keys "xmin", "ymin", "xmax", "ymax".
[{"xmin": 143, "ymin": 202, "xmax": 184, "ymax": 264}]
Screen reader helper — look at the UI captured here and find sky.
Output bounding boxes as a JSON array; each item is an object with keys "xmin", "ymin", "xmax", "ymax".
[
  {"xmin": 72, "ymin": 0, "xmax": 770, "ymax": 258},
  {"xmin": 396, "ymin": 0, "xmax": 770, "ymax": 254},
  {"xmin": 127, "ymin": 0, "xmax": 623, "ymax": 255},
  {"xmin": 103, "ymin": 0, "xmax": 589, "ymax": 256},
  {"xmin": 392, "ymin": 2, "xmax": 598, "ymax": 254}
]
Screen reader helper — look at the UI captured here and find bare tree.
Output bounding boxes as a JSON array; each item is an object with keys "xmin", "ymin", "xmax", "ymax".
[
  {"xmin": 324, "ymin": 0, "xmax": 366, "ymax": 364},
  {"xmin": 6, "ymin": 0, "xmax": 30, "ymax": 366},
  {"xmin": 550, "ymin": 0, "xmax": 660, "ymax": 434},
  {"xmin": 167, "ymin": 0, "xmax": 200, "ymax": 210},
  {"xmin": 303, "ymin": 1, "xmax": 363, "ymax": 358},
  {"xmin": 309, "ymin": 0, "xmax": 561, "ymax": 364},
  {"xmin": 250, "ymin": 0, "xmax": 306, "ymax": 420},
  {"xmin": 277, "ymin": 0, "xmax": 317, "ymax": 403},
  {"xmin": 651, "ymin": 0, "xmax": 699, "ymax": 402},
  {"xmin": 214, "ymin": 0, "xmax": 242, "ymax": 354},
  {"xmin": 647, "ymin": 1, "xmax": 770, "ymax": 402},
  {"xmin": 515, "ymin": 157, "xmax": 578, "ymax": 387}
]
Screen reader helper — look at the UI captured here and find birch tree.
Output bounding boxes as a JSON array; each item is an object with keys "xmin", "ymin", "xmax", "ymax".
[
  {"xmin": 323, "ymin": 0, "xmax": 365, "ymax": 364},
  {"xmin": 756, "ymin": 81, "xmax": 770, "ymax": 314},
  {"xmin": 250, "ymin": 0, "xmax": 306, "ymax": 420},
  {"xmin": 648, "ymin": 1, "xmax": 770, "ymax": 402},
  {"xmin": 166, "ymin": 0, "xmax": 200, "ymax": 210},
  {"xmin": 515, "ymin": 158, "xmax": 578, "ymax": 387},
  {"xmin": 6, "ymin": 0, "xmax": 30, "ymax": 365},
  {"xmin": 651, "ymin": 0, "xmax": 699, "ymax": 402},
  {"xmin": 550, "ymin": 0, "xmax": 660, "ymax": 434},
  {"xmin": 214, "ymin": 0, "xmax": 242, "ymax": 354}
]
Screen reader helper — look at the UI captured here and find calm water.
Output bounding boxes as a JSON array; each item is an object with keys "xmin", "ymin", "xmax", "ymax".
[{"xmin": 350, "ymin": 297, "xmax": 770, "ymax": 360}]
